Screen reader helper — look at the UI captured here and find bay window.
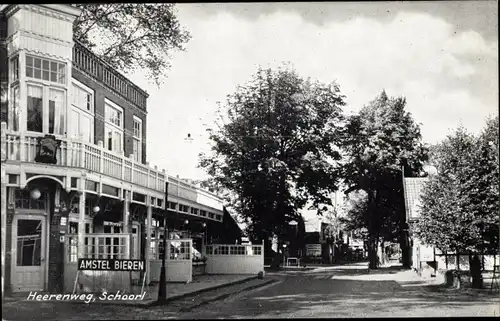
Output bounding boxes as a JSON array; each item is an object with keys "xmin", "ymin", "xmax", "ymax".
[
  {"xmin": 49, "ymin": 89, "xmax": 65, "ymax": 135},
  {"xmin": 104, "ymin": 100, "xmax": 124, "ymax": 154},
  {"xmin": 10, "ymin": 86, "xmax": 20, "ymax": 131},
  {"xmin": 26, "ymin": 55, "xmax": 65, "ymax": 84},
  {"xmin": 27, "ymin": 85, "xmax": 43, "ymax": 132},
  {"xmin": 26, "ymin": 84, "xmax": 66, "ymax": 135},
  {"xmin": 7, "ymin": 56, "xmax": 20, "ymax": 131},
  {"xmin": 23, "ymin": 54, "xmax": 67, "ymax": 135},
  {"xmin": 133, "ymin": 116, "xmax": 142, "ymax": 162}
]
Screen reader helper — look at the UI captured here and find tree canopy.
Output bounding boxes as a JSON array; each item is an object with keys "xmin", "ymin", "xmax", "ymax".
[
  {"xmin": 199, "ymin": 65, "xmax": 346, "ymax": 245},
  {"xmin": 415, "ymin": 117, "xmax": 499, "ymax": 254},
  {"xmin": 73, "ymin": 4, "xmax": 191, "ymax": 85},
  {"xmin": 340, "ymin": 90, "xmax": 428, "ymax": 268}
]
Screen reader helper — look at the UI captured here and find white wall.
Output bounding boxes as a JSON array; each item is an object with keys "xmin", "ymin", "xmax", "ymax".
[
  {"xmin": 205, "ymin": 255, "xmax": 263, "ymax": 275},
  {"xmin": 149, "ymin": 260, "xmax": 192, "ymax": 283},
  {"xmin": 204, "ymin": 245, "xmax": 264, "ymax": 275}
]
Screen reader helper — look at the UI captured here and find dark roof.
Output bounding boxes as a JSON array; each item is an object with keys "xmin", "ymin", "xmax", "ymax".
[{"xmin": 403, "ymin": 177, "xmax": 429, "ymax": 221}]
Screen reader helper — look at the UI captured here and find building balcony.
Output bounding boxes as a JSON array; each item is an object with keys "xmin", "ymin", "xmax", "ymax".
[{"xmin": 1, "ymin": 124, "xmax": 224, "ymax": 222}]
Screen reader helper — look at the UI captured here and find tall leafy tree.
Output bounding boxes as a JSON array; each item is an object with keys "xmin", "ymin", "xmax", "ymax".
[
  {"xmin": 341, "ymin": 91, "xmax": 428, "ymax": 269},
  {"xmin": 73, "ymin": 4, "xmax": 191, "ymax": 85},
  {"xmin": 469, "ymin": 116, "xmax": 499, "ymax": 252},
  {"xmin": 416, "ymin": 119, "xmax": 499, "ymax": 260},
  {"xmin": 199, "ymin": 65, "xmax": 346, "ymax": 252}
]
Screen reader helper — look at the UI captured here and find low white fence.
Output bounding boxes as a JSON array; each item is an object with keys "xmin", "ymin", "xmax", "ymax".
[
  {"xmin": 64, "ymin": 233, "xmax": 131, "ymax": 293},
  {"xmin": 204, "ymin": 244, "xmax": 264, "ymax": 275},
  {"xmin": 149, "ymin": 239, "xmax": 193, "ymax": 283},
  {"xmin": 413, "ymin": 241, "xmax": 499, "ymax": 273}
]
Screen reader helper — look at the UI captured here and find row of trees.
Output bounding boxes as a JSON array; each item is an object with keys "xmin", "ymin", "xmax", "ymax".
[
  {"xmin": 414, "ymin": 117, "xmax": 499, "ymax": 268},
  {"xmin": 199, "ymin": 65, "xmax": 430, "ymax": 268}
]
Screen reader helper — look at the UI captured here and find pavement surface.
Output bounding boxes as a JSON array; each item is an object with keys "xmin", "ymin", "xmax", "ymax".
[{"xmin": 3, "ymin": 263, "xmax": 499, "ymax": 319}]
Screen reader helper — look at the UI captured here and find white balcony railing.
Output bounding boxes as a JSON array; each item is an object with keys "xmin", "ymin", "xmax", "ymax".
[{"xmin": 2, "ymin": 130, "xmax": 167, "ymax": 193}]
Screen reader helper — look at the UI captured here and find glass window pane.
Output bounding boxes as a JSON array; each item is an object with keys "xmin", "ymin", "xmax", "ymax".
[
  {"xmin": 50, "ymin": 71, "xmax": 57, "ymax": 82},
  {"xmin": 42, "ymin": 60, "xmax": 50, "ymax": 70},
  {"xmin": 49, "ymin": 101, "xmax": 55, "ymax": 133},
  {"xmin": 26, "ymin": 56, "xmax": 33, "ymax": 67},
  {"xmin": 58, "ymin": 72, "xmax": 65, "ymax": 84},
  {"xmin": 11, "ymin": 87, "xmax": 20, "ymax": 131},
  {"xmin": 34, "ymin": 58, "xmax": 41, "ymax": 68},
  {"xmin": 26, "ymin": 67, "xmax": 33, "ymax": 78},
  {"xmin": 49, "ymin": 89, "xmax": 64, "ymax": 135},
  {"xmin": 34, "ymin": 69, "xmax": 41, "ymax": 79},
  {"xmin": 27, "ymin": 86, "xmax": 43, "ymax": 132},
  {"xmin": 50, "ymin": 62, "xmax": 57, "ymax": 72},
  {"xmin": 43, "ymin": 70, "xmax": 50, "ymax": 81},
  {"xmin": 16, "ymin": 219, "xmax": 42, "ymax": 266}
]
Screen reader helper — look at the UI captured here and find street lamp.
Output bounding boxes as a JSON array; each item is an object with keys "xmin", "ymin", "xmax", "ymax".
[{"xmin": 157, "ymin": 181, "xmax": 169, "ymax": 303}]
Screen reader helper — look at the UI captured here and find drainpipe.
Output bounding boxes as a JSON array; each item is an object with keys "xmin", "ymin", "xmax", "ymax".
[{"xmin": 1, "ymin": 160, "xmax": 6, "ymax": 302}]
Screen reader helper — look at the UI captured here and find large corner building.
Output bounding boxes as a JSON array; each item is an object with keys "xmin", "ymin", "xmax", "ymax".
[{"xmin": 0, "ymin": 4, "xmax": 241, "ymax": 296}]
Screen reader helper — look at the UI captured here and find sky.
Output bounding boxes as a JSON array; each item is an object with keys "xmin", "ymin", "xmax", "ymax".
[{"xmin": 128, "ymin": 1, "xmax": 498, "ymax": 182}]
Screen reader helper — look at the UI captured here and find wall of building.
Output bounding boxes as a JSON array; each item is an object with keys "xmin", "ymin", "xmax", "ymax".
[
  {"xmin": 71, "ymin": 68, "xmax": 148, "ymax": 164},
  {"xmin": 0, "ymin": 11, "xmax": 8, "ymax": 124}
]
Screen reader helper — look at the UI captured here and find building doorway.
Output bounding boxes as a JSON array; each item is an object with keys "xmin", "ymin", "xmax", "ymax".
[{"xmin": 11, "ymin": 214, "xmax": 47, "ymax": 292}]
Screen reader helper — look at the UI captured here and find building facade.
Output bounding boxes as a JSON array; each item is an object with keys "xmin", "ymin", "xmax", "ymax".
[{"xmin": 0, "ymin": 4, "xmax": 230, "ymax": 295}]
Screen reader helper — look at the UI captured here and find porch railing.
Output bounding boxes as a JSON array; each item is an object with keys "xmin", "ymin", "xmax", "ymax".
[{"xmin": 3, "ymin": 131, "xmax": 167, "ymax": 193}]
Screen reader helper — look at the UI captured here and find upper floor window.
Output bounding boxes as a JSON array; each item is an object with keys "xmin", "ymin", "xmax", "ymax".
[
  {"xmin": 106, "ymin": 104, "xmax": 122, "ymax": 128},
  {"xmin": 10, "ymin": 56, "xmax": 19, "ymax": 82},
  {"xmin": 71, "ymin": 83, "xmax": 93, "ymax": 113},
  {"xmin": 26, "ymin": 55, "xmax": 66, "ymax": 84},
  {"xmin": 132, "ymin": 116, "xmax": 142, "ymax": 162},
  {"xmin": 26, "ymin": 84, "xmax": 66, "ymax": 135},
  {"xmin": 70, "ymin": 80, "xmax": 94, "ymax": 143},
  {"xmin": 104, "ymin": 100, "xmax": 124, "ymax": 153}
]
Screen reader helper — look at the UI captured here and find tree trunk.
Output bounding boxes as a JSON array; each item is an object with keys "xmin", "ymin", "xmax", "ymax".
[
  {"xmin": 368, "ymin": 233, "xmax": 378, "ymax": 269},
  {"xmin": 367, "ymin": 189, "xmax": 379, "ymax": 269},
  {"xmin": 470, "ymin": 252, "xmax": 483, "ymax": 289}
]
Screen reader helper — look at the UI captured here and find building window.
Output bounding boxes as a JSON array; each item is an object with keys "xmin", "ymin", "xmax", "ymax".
[
  {"xmin": 191, "ymin": 208, "xmax": 198, "ymax": 215},
  {"xmin": 71, "ymin": 83, "xmax": 93, "ymax": 113},
  {"xmin": 200, "ymin": 210, "xmax": 207, "ymax": 217},
  {"xmin": 133, "ymin": 116, "xmax": 142, "ymax": 163},
  {"xmin": 27, "ymin": 85, "xmax": 43, "ymax": 132},
  {"xmin": 216, "ymin": 214, "xmax": 222, "ymax": 221},
  {"xmin": 26, "ymin": 55, "xmax": 66, "ymax": 84},
  {"xmin": 14, "ymin": 188, "xmax": 46, "ymax": 210},
  {"xmin": 11, "ymin": 56, "xmax": 19, "ymax": 81},
  {"xmin": 10, "ymin": 86, "xmax": 20, "ymax": 131},
  {"xmin": 70, "ymin": 81, "xmax": 94, "ymax": 143},
  {"xmin": 208, "ymin": 212, "xmax": 215, "ymax": 219},
  {"xmin": 49, "ymin": 89, "xmax": 65, "ymax": 135},
  {"xmin": 104, "ymin": 100, "xmax": 123, "ymax": 153}
]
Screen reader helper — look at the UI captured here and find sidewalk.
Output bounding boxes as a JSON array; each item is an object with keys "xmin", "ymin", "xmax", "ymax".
[{"xmin": 3, "ymin": 274, "xmax": 258, "ymax": 307}]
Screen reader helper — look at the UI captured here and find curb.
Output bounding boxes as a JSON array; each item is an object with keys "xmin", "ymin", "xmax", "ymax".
[
  {"xmin": 151, "ymin": 275, "xmax": 259, "ymax": 307},
  {"xmin": 8, "ymin": 276, "xmax": 259, "ymax": 308},
  {"xmin": 179, "ymin": 278, "xmax": 279, "ymax": 312}
]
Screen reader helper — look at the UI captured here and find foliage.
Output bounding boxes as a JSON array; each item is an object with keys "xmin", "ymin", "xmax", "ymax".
[
  {"xmin": 199, "ymin": 65, "xmax": 346, "ymax": 242},
  {"xmin": 73, "ymin": 4, "xmax": 191, "ymax": 85},
  {"xmin": 414, "ymin": 119, "xmax": 499, "ymax": 254},
  {"xmin": 340, "ymin": 90, "xmax": 428, "ymax": 268}
]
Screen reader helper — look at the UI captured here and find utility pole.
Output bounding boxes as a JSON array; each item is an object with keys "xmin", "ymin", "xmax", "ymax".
[{"xmin": 157, "ymin": 181, "xmax": 169, "ymax": 303}]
